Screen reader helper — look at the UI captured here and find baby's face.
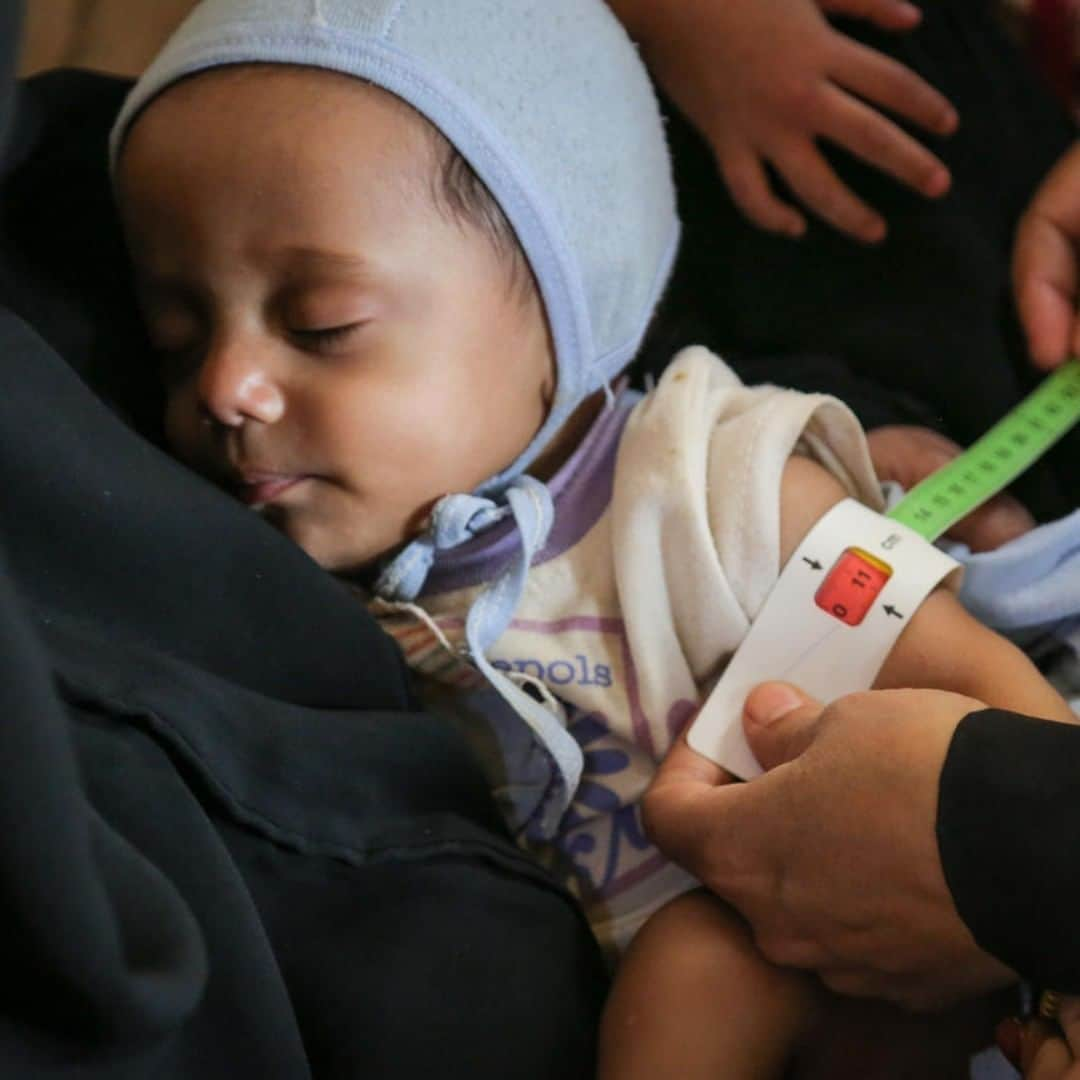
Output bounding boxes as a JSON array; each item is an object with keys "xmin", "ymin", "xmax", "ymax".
[{"xmin": 117, "ymin": 66, "xmax": 554, "ymax": 574}]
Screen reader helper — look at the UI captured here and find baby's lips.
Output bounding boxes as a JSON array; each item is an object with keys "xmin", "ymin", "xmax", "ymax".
[{"xmin": 235, "ymin": 472, "xmax": 307, "ymax": 506}]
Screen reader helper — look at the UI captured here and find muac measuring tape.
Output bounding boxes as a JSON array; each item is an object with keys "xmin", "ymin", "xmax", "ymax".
[{"xmin": 689, "ymin": 359, "xmax": 1080, "ymax": 779}]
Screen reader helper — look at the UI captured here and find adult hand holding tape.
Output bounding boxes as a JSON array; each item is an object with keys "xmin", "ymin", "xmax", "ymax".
[{"xmin": 645, "ymin": 681, "xmax": 1015, "ymax": 1010}]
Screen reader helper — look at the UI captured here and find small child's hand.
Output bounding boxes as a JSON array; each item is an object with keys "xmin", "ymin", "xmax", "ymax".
[
  {"xmin": 628, "ymin": 0, "xmax": 957, "ymax": 243},
  {"xmin": 867, "ymin": 425, "xmax": 1035, "ymax": 552}
]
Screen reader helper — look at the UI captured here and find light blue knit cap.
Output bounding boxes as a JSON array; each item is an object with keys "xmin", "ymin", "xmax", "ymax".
[{"xmin": 110, "ymin": 0, "xmax": 679, "ymax": 833}]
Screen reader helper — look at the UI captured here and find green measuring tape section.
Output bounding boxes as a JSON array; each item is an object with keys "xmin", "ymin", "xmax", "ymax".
[{"xmin": 887, "ymin": 359, "xmax": 1080, "ymax": 542}]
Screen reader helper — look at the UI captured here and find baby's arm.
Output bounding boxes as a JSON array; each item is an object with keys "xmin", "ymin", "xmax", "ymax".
[
  {"xmin": 600, "ymin": 452, "xmax": 1069, "ymax": 1080},
  {"xmin": 598, "ymin": 890, "xmax": 821, "ymax": 1079},
  {"xmin": 780, "ymin": 455, "xmax": 1076, "ymax": 724}
]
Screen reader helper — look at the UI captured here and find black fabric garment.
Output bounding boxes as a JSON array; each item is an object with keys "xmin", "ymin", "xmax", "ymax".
[
  {"xmin": 0, "ymin": 68, "xmax": 162, "ymax": 430},
  {"xmin": 636, "ymin": 0, "xmax": 1080, "ymax": 523},
  {"xmin": 939, "ymin": 709, "xmax": 1080, "ymax": 991},
  {"xmin": 0, "ymin": 11, "xmax": 607, "ymax": 1076}
]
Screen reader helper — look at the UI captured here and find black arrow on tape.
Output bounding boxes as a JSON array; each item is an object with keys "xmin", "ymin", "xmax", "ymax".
[
  {"xmin": 802, "ymin": 557, "xmax": 823, "ymax": 571},
  {"xmin": 883, "ymin": 605, "xmax": 904, "ymax": 619}
]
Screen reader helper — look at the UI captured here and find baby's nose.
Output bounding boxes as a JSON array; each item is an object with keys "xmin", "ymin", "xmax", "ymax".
[{"xmin": 197, "ymin": 342, "xmax": 285, "ymax": 427}]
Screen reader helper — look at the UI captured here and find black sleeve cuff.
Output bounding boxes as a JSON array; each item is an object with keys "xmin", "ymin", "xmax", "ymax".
[{"xmin": 938, "ymin": 708, "xmax": 1080, "ymax": 991}]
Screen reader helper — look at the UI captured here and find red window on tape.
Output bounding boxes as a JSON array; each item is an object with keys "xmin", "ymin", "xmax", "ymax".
[{"xmin": 814, "ymin": 547, "xmax": 892, "ymax": 627}]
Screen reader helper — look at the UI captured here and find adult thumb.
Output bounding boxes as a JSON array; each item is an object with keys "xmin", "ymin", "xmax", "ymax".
[{"xmin": 743, "ymin": 682, "xmax": 825, "ymax": 770}]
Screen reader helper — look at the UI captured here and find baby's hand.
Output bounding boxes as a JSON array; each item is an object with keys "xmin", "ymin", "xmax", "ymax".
[
  {"xmin": 867, "ymin": 425, "xmax": 1035, "ymax": 552},
  {"xmin": 632, "ymin": 0, "xmax": 957, "ymax": 243}
]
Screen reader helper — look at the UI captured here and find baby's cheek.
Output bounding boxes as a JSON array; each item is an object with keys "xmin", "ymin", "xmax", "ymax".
[
  {"xmin": 277, "ymin": 488, "xmax": 403, "ymax": 574},
  {"xmin": 162, "ymin": 396, "xmax": 202, "ymax": 466},
  {"xmin": 162, "ymin": 394, "xmax": 230, "ymax": 492}
]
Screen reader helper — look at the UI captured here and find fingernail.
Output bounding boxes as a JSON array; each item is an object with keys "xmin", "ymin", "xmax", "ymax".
[{"xmin": 746, "ymin": 684, "xmax": 804, "ymax": 727}]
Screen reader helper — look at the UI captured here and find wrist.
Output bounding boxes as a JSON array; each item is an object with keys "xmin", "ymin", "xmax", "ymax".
[{"xmin": 938, "ymin": 709, "xmax": 1080, "ymax": 991}]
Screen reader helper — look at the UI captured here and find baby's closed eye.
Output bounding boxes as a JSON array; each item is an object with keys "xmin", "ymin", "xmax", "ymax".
[{"xmin": 288, "ymin": 322, "xmax": 367, "ymax": 353}]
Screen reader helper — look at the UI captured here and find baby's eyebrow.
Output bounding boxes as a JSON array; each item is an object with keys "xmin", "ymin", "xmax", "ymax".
[{"xmin": 277, "ymin": 246, "xmax": 372, "ymax": 277}]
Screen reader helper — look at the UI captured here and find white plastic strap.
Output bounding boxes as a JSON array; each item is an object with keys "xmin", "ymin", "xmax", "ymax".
[{"xmin": 688, "ymin": 499, "xmax": 961, "ymax": 779}]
